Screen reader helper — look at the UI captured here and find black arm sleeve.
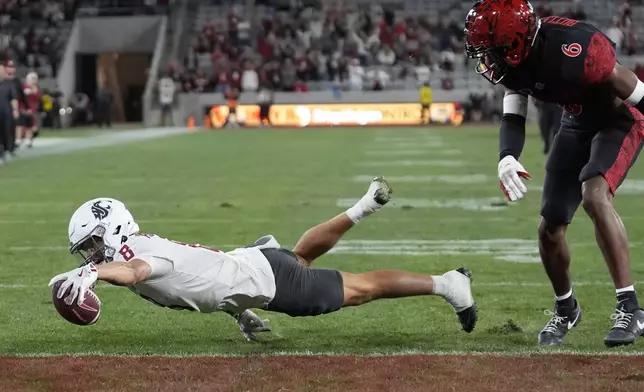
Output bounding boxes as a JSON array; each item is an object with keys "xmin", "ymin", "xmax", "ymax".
[
  {"xmin": 13, "ymin": 79, "xmax": 27, "ymax": 107},
  {"xmin": 499, "ymin": 113, "xmax": 526, "ymax": 160},
  {"xmin": 6, "ymin": 81, "xmax": 14, "ymax": 101}
]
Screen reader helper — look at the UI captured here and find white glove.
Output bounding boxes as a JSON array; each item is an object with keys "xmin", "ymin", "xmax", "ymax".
[
  {"xmin": 48, "ymin": 264, "xmax": 99, "ymax": 306},
  {"xmin": 498, "ymin": 156, "xmax": 531, "ymax": 202},
  {"xmin": 236, "ymin": 309, "xmax": 271, "ymax": 342}
]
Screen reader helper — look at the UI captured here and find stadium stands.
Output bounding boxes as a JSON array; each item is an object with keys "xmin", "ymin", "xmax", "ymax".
[
  {"xmin": 0, "ymin": 0, "xmax": 79, "ymax": 79},
  {"xmin": 169, "ymin": 0, "xmax": 644, "ymax": 95},
  {"xmin": 4, "ymin": 0, "xmax": 644, "ymax": 129}
]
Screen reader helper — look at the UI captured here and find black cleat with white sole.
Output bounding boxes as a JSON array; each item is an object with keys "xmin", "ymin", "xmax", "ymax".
[
  {"xmin": 604, "ymin": 307, "xmax": 644, "ymax": 347},
  {"xmin": 538, "ymin": 302, "xmax": 582, "ymax": 347},
  {"xmin": 455, "ymin": 267, "xmax": 478, "ymax": 333}
]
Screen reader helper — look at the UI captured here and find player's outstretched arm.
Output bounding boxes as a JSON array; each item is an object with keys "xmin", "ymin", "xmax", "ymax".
[
  {"xmin": 609, "ymin": 64, "xmax": 644, "ymax": 115},
  {"xmin": 497, "ymin": 90, "xmax": 532, "ymax": 202},
  {"xmin": 48, "ymin": 260, "xmax": 152, "ymax": 306},
  {"xmin": 96, "ymin": 260, "xmax": 152, "ymax": 286}
]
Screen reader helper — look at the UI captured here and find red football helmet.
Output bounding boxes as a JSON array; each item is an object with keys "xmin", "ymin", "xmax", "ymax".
[{"xmin": 464, "ymin": 0, "xmax": 540, "ymax": 84}]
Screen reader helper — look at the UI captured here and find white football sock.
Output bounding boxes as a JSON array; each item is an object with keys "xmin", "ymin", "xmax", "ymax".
[
  {"xmin": 345, "ymin": 204, "xmax": 365, "ymax": 224},
  {"xmin": 616, "ymin": 285, "xmax": 635, "ymax": 295},
  {"xmin": 555, "ymin": 289, "xmax": 573, "ymax": 302},
  {"xmin": 345, "ymin": 188, "xmax": 383, "ymax": 224},
  {"xmin": 431, "ymin": 275, "xmax": 448, "ymax": 297}
]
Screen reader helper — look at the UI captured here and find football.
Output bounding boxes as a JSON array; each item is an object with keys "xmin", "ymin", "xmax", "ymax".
[{"xmin": 51, "ymin": 280, "xmax": 101, "ymax": 326}]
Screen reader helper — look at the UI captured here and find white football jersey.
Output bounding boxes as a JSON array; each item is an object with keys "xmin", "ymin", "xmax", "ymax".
[{"xmin": 112, "ymin": 233, "xmax": 276, "ymax": 314}]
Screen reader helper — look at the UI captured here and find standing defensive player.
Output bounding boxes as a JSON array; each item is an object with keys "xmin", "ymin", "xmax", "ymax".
[
  {"xmin": 48, "ymin": 178, "xmax": 477, "ymax": 341},
  {"xmin": 465, "ymin": 0, "xmax": 644, "ymax": 347}
]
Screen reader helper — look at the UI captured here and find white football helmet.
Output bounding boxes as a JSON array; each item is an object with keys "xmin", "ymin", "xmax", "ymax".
[{"xmin": 68, "ymin": 198, "xmax": 140, "ymax": 265}]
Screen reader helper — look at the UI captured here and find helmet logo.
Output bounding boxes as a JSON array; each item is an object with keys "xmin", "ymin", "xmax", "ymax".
[
  {"xmin": 561, "ymin": 43, "xmax": 582, "ymax": 58},
  {"xmin": 91, "ymin": 200, "xmax": 112, "ymax": 220}
]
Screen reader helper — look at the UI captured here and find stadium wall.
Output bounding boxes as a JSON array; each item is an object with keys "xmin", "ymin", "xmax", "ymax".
[
  {"xmin": 56, "ymin": 16, "xmax": 166, "ymax": 125},
  {"xmin": 57, "ymin": 20, "xmax": 82, "ymax": 127},
  {"xmin": 75, "ymin": 16, "xmax": 164, "ymax": 53},
  {"xmin": 143, "ymin": 16, "xmax": 169, "ymax": 127}
]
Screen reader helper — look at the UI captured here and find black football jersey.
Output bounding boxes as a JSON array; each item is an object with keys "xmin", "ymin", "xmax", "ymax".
[{"xmin": 501, "ymin": 16, "xmax": 620, "ymax": 127}]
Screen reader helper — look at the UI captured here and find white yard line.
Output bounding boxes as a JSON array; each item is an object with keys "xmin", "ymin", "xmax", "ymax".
[
  {"xmin": 15, "ymin": 127, "xmax": 189, "ymax": 160},
  {"xmin": 384, "ymin": 142, "xmax": 444, "ymax": 148},
  {"xmin": 520, "ymin": 179, "xmax": 644, "ymax": 195},
  {"xmin": 359, "ymin": 160, "xmax": 465, "ymax": 167},
  {"xmin": 325, "ymin": 239, "xmax": 642, "ymax": 263},
  {"xmin": 364, "ymin": 149, "xmax": 461, "ymax": 156},
  {"xmin": 373, "ymin": 136, "xmax": 443, "ymax": 142},
  {"xmin": 338, "ymin": 197, "xmax": 509, "ymax": 211},
  {"xmin": 352, "ymin": 174, "xmax": 490, "ymax": 183}
]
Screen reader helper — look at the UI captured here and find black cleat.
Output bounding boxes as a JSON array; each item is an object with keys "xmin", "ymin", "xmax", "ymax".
[
  {"xmin": 451, "ymin": 267, "xmax": 477, "ymax": 333},
  {"xmin": 538, "ymin": 302, "xmax": 582, "ymax": 346},
  {"xmin": 604, "ymin": 307, "xmax": 644, "ymax": 347}
]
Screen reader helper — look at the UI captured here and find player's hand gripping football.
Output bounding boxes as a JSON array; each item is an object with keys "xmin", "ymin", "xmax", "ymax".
[
  {"xmin": 498, "ymin": 156, "xmax": 531, "ymax": 202},
  {"xmin": 48, "ymin": 264, "xmax": 99, "ymax": 306},
  {"xmin": 236, "ymin": 309, "xmax": 271, "ymax": 342}
]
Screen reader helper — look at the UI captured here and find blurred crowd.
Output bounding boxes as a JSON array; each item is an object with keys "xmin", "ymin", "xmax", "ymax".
[
  {"xmin": 0, "ymin": 0, "xmax": 79, "ymax": 78},
  {"xmin": 168, "ymin": 1, "xmax": 465, "ymax": 93},
  {"xmin": 166, "ymin": 0, "xmax": 644, "ymax": 95}
]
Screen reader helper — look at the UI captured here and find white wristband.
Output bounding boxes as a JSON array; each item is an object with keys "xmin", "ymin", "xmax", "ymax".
[
  {"xmin": 625, "ymin": 79, "xmax": 644, "ymax": 106},
  {"xmin": 503, "ymin": 94, "xmax": 528, "ymax": 117}
]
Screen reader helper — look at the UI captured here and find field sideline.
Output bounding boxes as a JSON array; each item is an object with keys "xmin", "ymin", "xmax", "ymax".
[{"xmin": 1, "ymin": 125, "xmax": 644, "ymax": 391}]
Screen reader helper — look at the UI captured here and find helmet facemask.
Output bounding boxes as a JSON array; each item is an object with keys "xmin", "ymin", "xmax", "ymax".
[
  {"xmin": 468, "ymin": 45, "xmax": 512, "ymax": 85},
  {"xmin": 70, "ymin": 225, "xmax": 116, "ymax": 267}
]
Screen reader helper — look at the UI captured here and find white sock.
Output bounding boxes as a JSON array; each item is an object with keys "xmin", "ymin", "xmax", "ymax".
[
  {"xmin": 555, "ymin": 289, "xmax": 573, "ymax": 302},
  {"xmin": 345, "ymin": 194, "xmax": 381, "ymax": 224},
  {"xmin": 431, "ymin": 275, "xmax": 448, "ymax": 297},
  {"xmin": 616, "ymin": 285, "xmax": 635, "ymax": 295},
  {"xmin": 345, "ymin": 204, "xmax": 365, "ymax": 224}
]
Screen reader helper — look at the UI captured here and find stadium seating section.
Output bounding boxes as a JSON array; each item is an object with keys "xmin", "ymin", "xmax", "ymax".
[
  {"xmin": 0, "ymin": 0, "xmax": 79, "ymax": 78},
  {"xmin": 3, "ymin": 0, "xmax": 644, "ymax": 93},
  {"xmin": 166, "ymin": 0, "xmax": 644, "ymax": 93}
]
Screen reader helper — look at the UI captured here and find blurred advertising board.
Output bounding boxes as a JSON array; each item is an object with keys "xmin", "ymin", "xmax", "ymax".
[{"xmin": 204, "ymin": 102, "xmax": 464, "ymax": 128}]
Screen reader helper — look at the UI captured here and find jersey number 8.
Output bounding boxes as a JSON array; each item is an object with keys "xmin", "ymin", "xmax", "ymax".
[{"xmin": 117, "ymin": 237, "xmax": 221, "ymax": 262}]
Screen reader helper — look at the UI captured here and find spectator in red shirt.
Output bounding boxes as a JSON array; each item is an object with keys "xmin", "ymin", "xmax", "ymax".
[
  {"xmin": 405, "ymin": 26, "xmax": 419, "ymax": 58},
  {"xmin": 293, "ymin": 79, "xmax": 308, "ymax": 93},
  {"xmin": 257, "ymin": 31, "xmax": 275, "ymax": 59},
  {"xmin": 228, "ymin": 66, "xmax": 242, "ymax": 90},
  {"xmin": 295, "ymin": 55, "xmax": 309, "ymax": 81},
  {"xmin": 215, "ymin": 66, "xmax": 229, "ymax": 92}
]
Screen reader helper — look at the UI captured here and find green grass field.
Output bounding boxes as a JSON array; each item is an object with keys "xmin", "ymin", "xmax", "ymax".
[{"xmin": 2, "ymin": 125, "xmax": 644, "ymax": 357}]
